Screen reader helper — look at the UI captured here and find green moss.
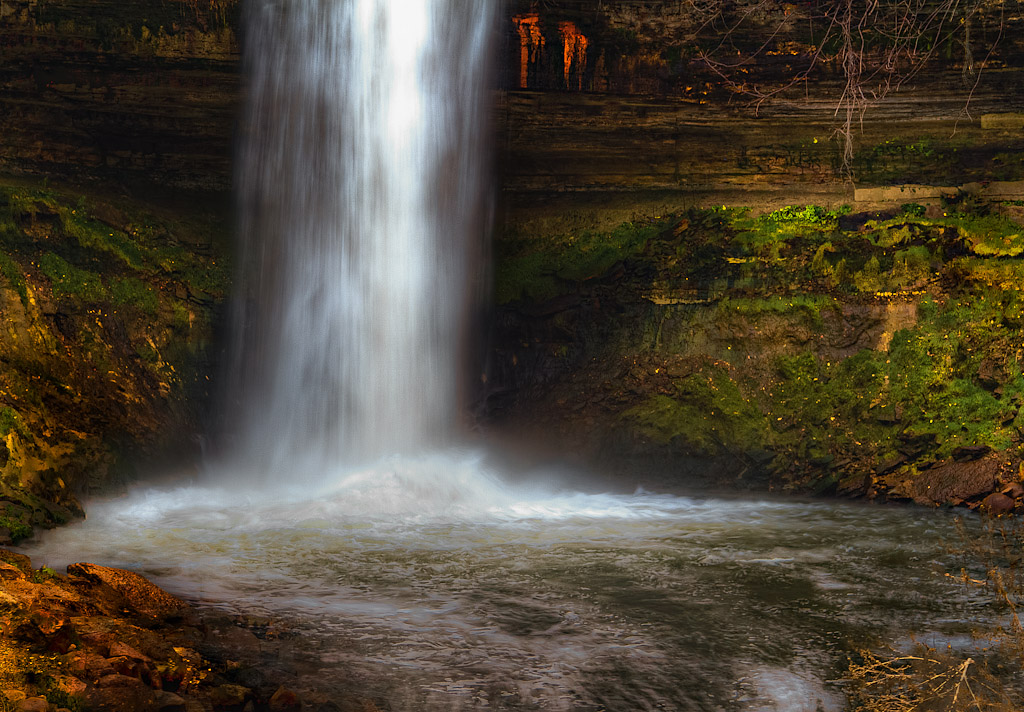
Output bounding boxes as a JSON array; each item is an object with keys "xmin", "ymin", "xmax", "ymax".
[
  {"xmin": 170, "ymin": 301, "xmax": 192, "ymax": 331},
  {"xmin": 60, "ymin": 212, "xmax": 145, "ymax": 269},
  {"xmin": 111, "ymin": 276, "xmax": 158, "ymax": 315},
  {"xmin": 767, "ymin": 351, "xmax": 895, "ymax": 462},
  {"xmin": 496, "ymin": 218, "xmax": 664, "ymax": 304},
  {"xmin": 717, "ymin": 295, "xmax": 833, "ymax": 324},
  {"xmin": 852, "ymin": 255, "xmax": 882, "ymax": 293},
  {"xmin": 0, "ymin": 252, "xmax": 27, "ymax": 306},
  {"xmin": 38, "ymin": 252, "xmax": 106, "ymax": 302},
  {"xmin": 624, "ymin": 367, "xmax": 770, "ymax": 456},
  {"xmin": 0, "ymin": 407, "xmax": 27, "ymax": 438},
  {"xmin": 0, "ymin": 516, "xmax": 32, "ymax": 543}
]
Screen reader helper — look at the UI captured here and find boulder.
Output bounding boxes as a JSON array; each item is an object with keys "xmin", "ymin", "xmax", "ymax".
[
  {"xmin": 982, "ymin": 492, "xmax": 1015, "ymax": 515},
  {"xmin": 269, "ymin": 686, "xmax": 302, "ymax": 712},
  {"xmin": 13, "ymin": 697, "xmax": 50, "ymax": 712},
  {"xmin": 0, "ymin": 550, "xmax": 33, "ymax": 576},
  {"xmin": 66, "ymin": 563, "xmax": 189, "ymax": 620},
  {"xmin": 208, "ymin": 683, "xmax": 251, "ymax": 708},
  {"xmin": 912, "ymin": 456, "xmax": 999, "ymax": 506},
  {"xmin": 153, "ymin": 691, "xmax": 187, "ymax": 712}
]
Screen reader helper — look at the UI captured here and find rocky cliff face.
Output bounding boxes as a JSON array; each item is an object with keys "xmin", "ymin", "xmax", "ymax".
[
  {"xmin": 498, "ymin": 0, "xmax": 1024, "ymax": 201},
  {"xmin": 0, "ymin": 0, "xmax": 239, "ymax": 191}
]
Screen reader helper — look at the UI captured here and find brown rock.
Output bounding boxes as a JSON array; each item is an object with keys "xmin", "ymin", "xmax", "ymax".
[
  {"xmin": 952, "ymin": 445, "xmax": 992, "ymax": 462},
  {"xmin": 1001, "ymin": 482, "xmax": 1024, "ymax": 499},
  {"xmin": 0, "ymin": 590, "xmax": 24, "ymax": 613},
  {"xmin": 154, "ymin": 690, "xmax": 187, "ymax": 712},
  {"xmin": 85, "ymin": 682, "xmax": 158, "ymax": 712},
  {"xmin": 67, "ymin": 563, "xmax": 188, "ymax": 620},
  {"xmin": 14, "ymin": 697, "xmax": 50, "ymax": 712},
  {"xmin": 269, "ymin": 686, "xmax": 301, "ymax": 712},
  {"xmin": 912, "ymin": 456, "xmax": 999, "ymax": 506},
  {"xmin": 982, "ymin": 492, "xmax": 1015, "ymax": 515},
  {"xmin": 30, "ymin": 609, "xmax": 65, "ymax": 636},
  {"xmin": 108, "ymin": 641, "xmax": 153, "ymax": 662},
  {"xmin": 0, "ymin": 561, "xmax": 26, "ymax": 581},
  {"xmin": 96, "ymin": 674, "xmax": 144, "ymax": 688},
  {"xmin": 0, "ymin": 550, "xmax": 33, "ymax": 576},
  {"xmin": 50, "ymin": 675, "xmax": 87, "ymax": 697},
  {"xmin": 66, "ymin": 651, "xmax": 116, "ymax": 679},
  {"xmin": 2, "ymin": 690, "xmax": 27, "ymax": 703},
  {"xmin": 209, "ymin": 683, "xmax": 251, "ymax": 708},
  {"xmin": 106, "ymin": 655, "xmax": 146, "ymax": 678}
]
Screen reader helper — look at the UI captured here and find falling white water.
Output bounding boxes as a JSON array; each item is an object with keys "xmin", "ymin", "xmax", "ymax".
[{"xmin": 224, "ymin": 0, "xmax": 495, "ymax": 476}]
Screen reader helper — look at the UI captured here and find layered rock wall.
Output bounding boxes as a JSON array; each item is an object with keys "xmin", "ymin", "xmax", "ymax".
[{"xmin": 0, "ymin": 0, "xmax": 239, "ymax": 190}]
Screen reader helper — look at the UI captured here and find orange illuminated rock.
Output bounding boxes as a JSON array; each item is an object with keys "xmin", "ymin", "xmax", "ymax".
[
  {"xmin": 512, "ymin": 14, "xmax": 544, "ymax": 89},
  {"xmin": 559, "ymin": 21, "xmax": 588, "ymax": 90},
  {"xmin": 66, "ymin": 563, "xmax": 189, "ymax": 620}
]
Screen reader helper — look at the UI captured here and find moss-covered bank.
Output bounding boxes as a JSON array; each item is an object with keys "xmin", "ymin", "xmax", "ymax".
[
  {"xmin": 0, "ymin": 177, "xmax": 228, "ymax": 541},
  {"xmin": 489, "ymin": 195, "xmax": 1024, "ymax": 507}
]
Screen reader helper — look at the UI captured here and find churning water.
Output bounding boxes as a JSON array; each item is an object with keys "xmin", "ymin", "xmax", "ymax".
[{"xmin": 24, "ymin": 459, "xmax": 989, "ymax": 711}]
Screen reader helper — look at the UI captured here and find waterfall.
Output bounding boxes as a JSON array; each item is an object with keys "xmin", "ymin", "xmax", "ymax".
[{"xmin": 223, "ymin": 0, "xmax": 495, "ymax": 478}]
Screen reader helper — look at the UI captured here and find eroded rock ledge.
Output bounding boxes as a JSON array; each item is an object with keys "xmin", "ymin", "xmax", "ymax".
[{"xmin": 0, "ymin": 549, "xmax": 370, "ymax": 712}]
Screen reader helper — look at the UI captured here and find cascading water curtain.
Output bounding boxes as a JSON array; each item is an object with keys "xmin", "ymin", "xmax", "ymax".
[{"xmin": 223, "ymin": 0, "xmax": 496, "ymax": 480}]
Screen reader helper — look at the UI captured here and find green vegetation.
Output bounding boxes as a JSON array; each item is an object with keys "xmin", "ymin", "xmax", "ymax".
[
  {"xmin": 0, "ymin": 407, "xmax": 28, "ymax": 439},
  {"xmin": 504, "ymin": 198, "xmax": 1024, "ymax": 494},
  {"xmin": 0, "ymin": 252, "xmax": 27, "ymax": 305},
  {"xmin": 39, "ymin": 252, "xmax": 106, "ymax": 302},
  {"xmin": 625, "ymin": 366, "xmax": 769, "ymax": 457},
  {"xmin": 0, "ymin": 515, "xmax": 32, "ymax": 543},
  {"xmin": 496, "ymin": 218, "xmax": 667, "ymax": 304},
  {"xmin": 0, "ymin": 178, "xmax": 228, "ymax": 506},
  {"xmin": 111, "ymin": 276, "xmax": 159, "ymax": 315}
]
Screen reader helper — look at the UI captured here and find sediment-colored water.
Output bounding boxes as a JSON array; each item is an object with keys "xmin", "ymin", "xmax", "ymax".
[{"xmin": 24, "ymin": 455, "xmax": 988, "ymax": 711}]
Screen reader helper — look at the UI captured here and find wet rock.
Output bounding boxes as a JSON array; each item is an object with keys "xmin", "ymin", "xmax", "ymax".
[
  {"xmin": 837, "ymin": 472, "xmax": 872, "ymax": 497},
  {"xmin": 184, "ymin": 697, "xmax": 215, "ymax": 712},
  {"xmin": 67, "ymin": 563, "xmax": 189, "ymax": 620},
  {"xmin": 912, "ymin": 456, "xmax": 999, "ymax": 506},
  {"xmin": 227, "ymin": 666, "xmax": 265, "ymax": 691},
  {"xmin": 202, "ymin": 622, "xmax": 262, "ymax": 660},
  {"xmin": 982, "ymin": 492, "xmax": 1016, "ymax": 514},
  {"xmin": 269, "ymin": 686, "xmax": 302, "ymax": 712}
]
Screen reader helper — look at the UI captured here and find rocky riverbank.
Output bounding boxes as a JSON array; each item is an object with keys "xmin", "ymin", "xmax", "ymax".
[{"xmin": 0, "ymin": 548, "xmax": 377, "ymax": 712}]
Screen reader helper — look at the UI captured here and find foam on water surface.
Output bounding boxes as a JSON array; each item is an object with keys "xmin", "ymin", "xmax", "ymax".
[{"xmin": 22, "ymin": 454, "xmax": 989, "ymax": 711}]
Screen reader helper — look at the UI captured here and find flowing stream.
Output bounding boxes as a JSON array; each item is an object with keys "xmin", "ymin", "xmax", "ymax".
[{"xmin": 23, "ymin": 458, "xmax": 989, "ymax": 711}]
